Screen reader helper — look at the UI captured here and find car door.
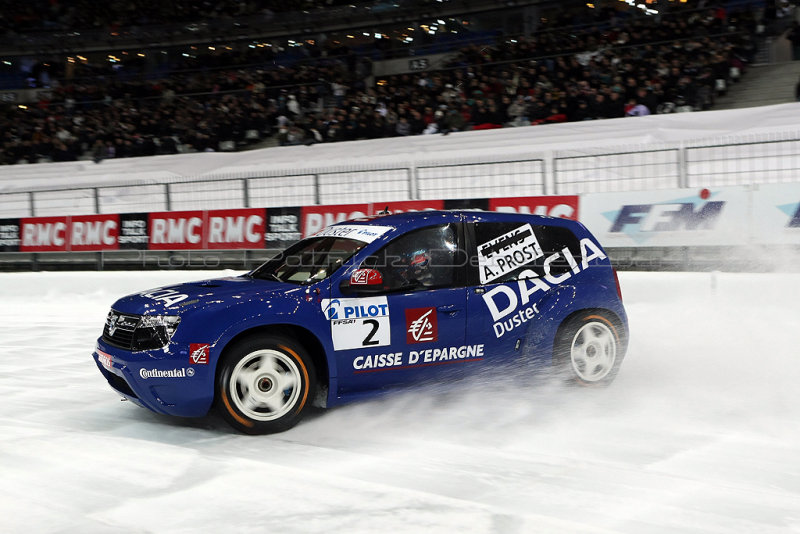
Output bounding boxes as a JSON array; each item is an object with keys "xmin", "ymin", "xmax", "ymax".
[
  {"xmin": 328, "ymin": 222, "xmax": 469, "ymax": 394},
  {"xmin": 464, "ymin": 217, "xmax": 583, "ymax": 365}
]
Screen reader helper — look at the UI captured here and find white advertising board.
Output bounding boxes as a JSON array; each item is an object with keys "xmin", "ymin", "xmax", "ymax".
[
  {"xmin": 750, "ymin": 183, "xmax": 800, "ymax": 245},
  {"xmin": 580, "ymin": 187, "xmax": 750, "ymax": 247}
]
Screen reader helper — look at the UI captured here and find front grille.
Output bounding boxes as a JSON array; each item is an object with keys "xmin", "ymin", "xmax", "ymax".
[{"xmin": 102, "ymin": 310, "xmax": 141, "ymax": 350}]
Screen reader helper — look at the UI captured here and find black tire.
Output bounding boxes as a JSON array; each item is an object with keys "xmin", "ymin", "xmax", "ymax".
[
  {"xmin": 217, "ymin": 334, "xmax": 316, "ymax": 434},
  {"xmin": 553, "ymin": 310, "xmax": 626, "ymax": 386}
]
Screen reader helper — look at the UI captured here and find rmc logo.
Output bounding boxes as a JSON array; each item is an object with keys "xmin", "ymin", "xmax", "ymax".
[{"xmin": 604, "ymin": 190, "xmax": 725, "ymax": 242}]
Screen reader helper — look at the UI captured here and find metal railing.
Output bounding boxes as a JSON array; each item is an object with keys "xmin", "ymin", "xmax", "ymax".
[
  {"xmin": 3, "ymin": 132, "xmax": 800, "ymax": 219},
  {"xmin": 553, "ymin": 148, "xmax": 681, "ymax": 194}
]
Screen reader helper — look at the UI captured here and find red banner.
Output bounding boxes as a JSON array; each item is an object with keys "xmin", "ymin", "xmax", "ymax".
[
  {"xmin": 20, "ymin": 217, "xmax": 70, "ymax": 252},
  {"xmin": 301, "ymin": 203, "xmax": 371, "ymax": 238},
  {"xmin": 10, "ymin": 195, "xmax": 580, "ymax": 252},
  {"xmin": 148, "ymin": 211, "xmax": 205, "ymax": 250},
  {"xmin": 488, "ymin": 195, "xmax": 579, "ymax": 220},
  {"xmin": 70, "ymin": 214, "xmax": 120, "ymax": 251},
  {"xmin": 381, "ymin": 200, "xmax": 445, "ymax": 213},
  {"xmin": 206, "ymin": 208, "xmax": 266, "ymax": 250}
]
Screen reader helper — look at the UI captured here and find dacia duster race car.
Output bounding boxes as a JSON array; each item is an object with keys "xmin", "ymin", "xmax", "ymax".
[{"xmin": 93, "ymin": 210, "xmax": 628, "ymax": 434}]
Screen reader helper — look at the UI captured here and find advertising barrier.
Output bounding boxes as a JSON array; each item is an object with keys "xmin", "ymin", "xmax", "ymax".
[
  {"xmin": 0, "ymin": 195, "xmax": 580, "ymax": 253},
  {"xmin": 579, "ymin": 187, "xmax": 750, "ymax": 247},
  {"xmin": 2, "ymin": 186, "xmax": 795, "ymax": 255},
  {"xmin": 750, "ymin": 183, "xmax": 800, "ymax": 245}
]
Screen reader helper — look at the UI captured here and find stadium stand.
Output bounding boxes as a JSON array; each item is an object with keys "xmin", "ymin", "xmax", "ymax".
[{"xmin": 0, "ymin": 1, "xmax": 764, "ymax": 165}]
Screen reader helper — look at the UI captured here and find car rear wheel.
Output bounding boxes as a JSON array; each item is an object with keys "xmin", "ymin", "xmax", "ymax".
[
  {"xmin": 554, "ymin": 311, "xmax": 625, "ymax": 386},
  {"xmin": 217, "ymin": 334, "xmax": 315, "ymax": 434}
]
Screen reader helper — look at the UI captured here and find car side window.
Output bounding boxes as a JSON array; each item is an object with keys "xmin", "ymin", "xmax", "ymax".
[
  {"xmin": 362, "ymin": 224, "xmax": 458, "ymax": 292},
  {"xmin": 473, "ymin": 222, "xmax": 580, "ymax": 284}
]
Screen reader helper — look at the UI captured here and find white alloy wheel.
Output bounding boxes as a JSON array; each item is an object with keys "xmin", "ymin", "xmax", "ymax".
[
  {"xmin": 569, "ymin": 321, "xmax": 617, "ymax": 383},
  {"xmin": 228, "ymin": 349, "xmax": 303, "ymax": 422}
]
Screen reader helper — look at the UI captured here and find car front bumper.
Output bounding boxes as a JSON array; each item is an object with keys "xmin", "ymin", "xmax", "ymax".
[{"xmin": 92, "ymin": 338, "xmax": 215, "ymax": 418}]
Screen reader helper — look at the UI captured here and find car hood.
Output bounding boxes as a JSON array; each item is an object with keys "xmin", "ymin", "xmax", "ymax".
[{"xmin": 110, "ymin": 276, "xmax": 297, "ymax": 315}]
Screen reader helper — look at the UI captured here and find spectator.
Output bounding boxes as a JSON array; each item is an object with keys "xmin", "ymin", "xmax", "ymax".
[
  {"xmin": 444, "ymin": 108, "xmax": 466, "ymax": 132},
  {"xmin": 796, "ymin": 75, "xmax": 800, "ymax": 101},
  {"xmin": 92, "ymin": 139, "xmax": 106, "ymax": 163},
  {"xmin": 625, "ymin": 99, "xmax": 651, "ymax": 117},
  {"xmin": 507, "ymin": 95, "xmax": 529, "ymax": 126},
  {"xmin": 0, "ymin": 0, "xmax": 759, "ymax": 165},
  {"xmin": 396, "ymin": 116, "xmax": 411, "ymax": 136},
  {"xmin": 572, "ymin": 99, "xmax": 594, "ymax": 121},
  {"xmin": 786, "ymin": 21, "xmax": 800, "ymax": 60}
]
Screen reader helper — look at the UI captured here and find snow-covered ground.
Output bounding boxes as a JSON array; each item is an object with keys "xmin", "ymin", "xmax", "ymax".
[{"xmin": 1, "ymin": 270, "xmax": 799, "ymax": 533}]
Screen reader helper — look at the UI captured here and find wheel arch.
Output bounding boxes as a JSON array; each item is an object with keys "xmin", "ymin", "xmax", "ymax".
[
  {"xmin": 214, "ymin": 324, "xmax": 330, "ymax": 404},
  {"xmin": 552, "ymin": 307, "xmax": 628, "ymax": 362}
]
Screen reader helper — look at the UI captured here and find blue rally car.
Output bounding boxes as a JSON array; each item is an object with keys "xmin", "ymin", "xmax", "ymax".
[{"xmin": 93, "ymin": 210, "xmax": 628, "ymax": 434}]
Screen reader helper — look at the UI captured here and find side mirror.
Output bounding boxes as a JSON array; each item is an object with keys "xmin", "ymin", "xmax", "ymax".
[
  {"xmin": 350, "ymin": 268, "xmax": 383, "ymax": 287},
  {"xmin": 340, "ymin": 268, "xmax": 384, "ymax": 295}
]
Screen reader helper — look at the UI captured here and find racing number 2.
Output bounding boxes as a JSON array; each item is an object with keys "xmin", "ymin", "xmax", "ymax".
[
  {"xmin": 330, "ymin": 315, "xmax": 391, "ymax": 351},
  {"xmin": 362, "ymin": 319, "xmax": 380, "ymax": 346}
]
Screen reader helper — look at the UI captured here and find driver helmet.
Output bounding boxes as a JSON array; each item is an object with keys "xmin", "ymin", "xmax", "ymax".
[{"xmin": 403, "ymin": 249, "xmax": 433, "ymax": 286}]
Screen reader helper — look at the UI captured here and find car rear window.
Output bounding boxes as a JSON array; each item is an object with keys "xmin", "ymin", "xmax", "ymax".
[{"xmin": 473, "ymin": 222, "xmax": 580, "ymax": 284}]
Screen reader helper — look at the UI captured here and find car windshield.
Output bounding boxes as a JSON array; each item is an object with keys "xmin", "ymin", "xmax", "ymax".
[{"xmin": 249, "ymin": 237, "xmax": 366, "ymax": 285}]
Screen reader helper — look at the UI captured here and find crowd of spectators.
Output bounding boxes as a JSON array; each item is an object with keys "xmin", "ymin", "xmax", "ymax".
[
  {"xmin": 0, "ymin": 1, "xmax": 761, "ymax": 165},
  {"xmin": 1, "ymin": 0, "xmax": 447, "ymax": 64},
  {"xmin": 0, "ymin": 0, "xmax": 385, "ymax": 33}
]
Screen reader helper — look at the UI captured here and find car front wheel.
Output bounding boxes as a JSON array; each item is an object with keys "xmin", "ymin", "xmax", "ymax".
[{"xmin": 217, "ymin": 334, "xmax": 315, "ymax": 434}]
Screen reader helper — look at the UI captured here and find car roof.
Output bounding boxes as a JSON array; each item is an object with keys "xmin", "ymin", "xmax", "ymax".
[
  {"xmin": 340, "ymin": 210, "xmax": 574, "ymax": 232},
  {"xmin": 350, "ymin": 210, "xmax": 460, "ymax": 229}
]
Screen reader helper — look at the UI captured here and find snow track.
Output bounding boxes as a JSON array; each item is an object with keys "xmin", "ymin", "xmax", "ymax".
[{"xmin": 1, "ymin": 271, "xmax": 799, "ymax": 533}]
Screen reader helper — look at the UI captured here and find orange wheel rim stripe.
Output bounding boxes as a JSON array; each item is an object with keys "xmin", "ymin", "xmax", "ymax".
[
  {"xmin": 585, "ymin": 314, "xmax": 620, "ymax": 342},
  {"xmin": 221, "ymin": 385, "xmax": 254, "ymax": 428},
  {"xmin": 279, "ymin": 344, "xmax": 310, "ymax": 414}
]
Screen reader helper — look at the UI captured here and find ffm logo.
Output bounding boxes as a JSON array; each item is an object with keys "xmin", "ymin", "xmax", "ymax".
[
  {"xmin": 609, "ymin": 202, "xmax": 724, "ymax": 232},
  {"xmin": 604, "ymin": 190, "xmax": 726, "ymax": 243},
  {"xmin": 778, "ymin": 202, "xmax": 800, "ymax": 228}
]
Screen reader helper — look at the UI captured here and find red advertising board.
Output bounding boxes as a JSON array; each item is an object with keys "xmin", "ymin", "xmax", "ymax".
[
  {"xmin": 148, "ymin": 210, "xmax": 205, "ymax": 250},
  {"xmin": 20, "ymin": 217, "xmax": 69, "ymax": 252},
  {"xmin": 10, "ymin": 195, "xmax": 580, "ymax": 252},
  {"xmin": 381, "ymin": 200, "xmax": 445, "ymax": 213},
  {"xmin": 205, "ymin": 208, "xmax": 266, "ymax": 250},
  {"xmin": 70, "ymin": 214, "xmax": 120, "ymax": 251},
  {"xmin": 301, "ymin": 203, "xmax": 371, "ymax": 238},
  {"xmin": 488, "ymin": 195, "xmax": 579, "ymax": 220},
  {"xmin": 20, "ymin": 215, "xmax": 121, "ymax": 252}
]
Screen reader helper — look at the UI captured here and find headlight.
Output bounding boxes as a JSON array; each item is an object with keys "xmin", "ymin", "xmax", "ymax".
[{"xmin": 132, "ymin": 315, "xmax": 181, "ymax": 351}]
